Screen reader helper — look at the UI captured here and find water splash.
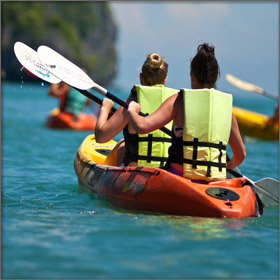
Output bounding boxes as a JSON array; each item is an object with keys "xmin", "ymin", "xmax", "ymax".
[{"xmin": 20, "ymin": 69, "xmax": 24, "ymax": 88}]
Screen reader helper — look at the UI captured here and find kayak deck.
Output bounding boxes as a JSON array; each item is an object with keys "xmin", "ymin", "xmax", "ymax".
[{"xmin": 74, "ymin": 135, "xmax": 262, "ymax": 218}]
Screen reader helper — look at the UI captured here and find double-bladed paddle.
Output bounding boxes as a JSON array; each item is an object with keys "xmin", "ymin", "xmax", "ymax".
[{"xmin": 225, "ymin": 74, "xmax": 279, "ymax": 101}]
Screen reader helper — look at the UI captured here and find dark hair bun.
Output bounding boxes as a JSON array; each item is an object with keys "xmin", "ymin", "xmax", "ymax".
[
  {"xmin": 191, "ymin": 43, "xmax": 220, "ymax": 87},
  {"xmin": 198, "ymin": 44, "xmax": 215, "ymax": 55}
]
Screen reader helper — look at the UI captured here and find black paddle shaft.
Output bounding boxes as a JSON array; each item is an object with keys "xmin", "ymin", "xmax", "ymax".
[
  {"xmin": 227, "ymin": 168, "xmax": 243, "ymax": 178},
  {"xmin": 226, "ymin": 154, "xmax": 243, "ymax": 178},
  {"xmin": 106, "ymin": 90, "xmax": 172, "ymax": 137}
]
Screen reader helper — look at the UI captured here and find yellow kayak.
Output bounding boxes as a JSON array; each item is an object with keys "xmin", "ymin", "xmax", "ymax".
[{"xmin": 233, "ymin": 106, "xmax": 279, "ymax": 141}]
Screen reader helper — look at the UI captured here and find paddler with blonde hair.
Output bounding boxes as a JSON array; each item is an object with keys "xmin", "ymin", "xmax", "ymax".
[{"xmin": 95, "ymin": 52, "xmax": 178, "ymax": 167}]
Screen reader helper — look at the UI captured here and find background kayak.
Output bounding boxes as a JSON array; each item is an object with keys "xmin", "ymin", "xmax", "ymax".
[
  {"xmin": 45, "ymin": 107, "xmax": 97, "ymax": 130},
  {"xmin": 226, "ymin": 74, "xmax": 279, "ymax": 141},
  {"xmin": 233, "ymin": 106, "xmax": 278, "ymax": 141}
]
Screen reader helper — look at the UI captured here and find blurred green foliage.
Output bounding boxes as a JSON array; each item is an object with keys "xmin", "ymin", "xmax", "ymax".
[{"xmin": 2, "ymin": 1, "xmax": 117, "ymax": 86}]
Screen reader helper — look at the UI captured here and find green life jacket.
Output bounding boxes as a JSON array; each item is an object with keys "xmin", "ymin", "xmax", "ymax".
[
  {"xmin": 125, "ymin": 84, "xmax": 178, "ymax": 167},
  {"xmin": 182, "ymin": 88, "xmax": 232, "ymax": 181},
  {"xmin": 64, "ymin": 87, "xmax": 87, "ymax": 116}
]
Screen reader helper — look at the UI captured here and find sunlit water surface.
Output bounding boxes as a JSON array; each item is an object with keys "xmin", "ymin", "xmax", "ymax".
[{"xmin": 1, "ymin": 82, "xmax": 279, "ymax": 279}]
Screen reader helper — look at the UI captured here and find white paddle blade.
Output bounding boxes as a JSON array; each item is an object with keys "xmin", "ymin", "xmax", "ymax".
[
  {"xmin": 226, "ymin": 74, "xmax": 263, "ymax": 93},
  {"xmin": 226, "ymin": 74, "xmax": 279, "ymax": 100},
  {"xmin": 253, "ymin": 178, "xmax": 279, "ymax": 206},
  {"xmin": 37, "ymin": 45, "xmax": 95, "ymax": 90},
  {"xmin": 14, "ymin": 42, "xmax": 61, "ymax": 84},
  {"xmin": 255, "ymin": 178, "xmax": 279, "ymax": 196}
]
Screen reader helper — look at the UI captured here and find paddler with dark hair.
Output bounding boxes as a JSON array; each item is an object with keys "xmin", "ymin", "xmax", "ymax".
[
  {"xmin": 95, "ymin": 52, "xmax": 178, "ymax": 167},
  {"xmin": 128, "ymin": 43, "xmax": 246, "ymax": 181},
  {"xmin": 48, "ymin": 69, "xmax": 91, "ymax": 117}
]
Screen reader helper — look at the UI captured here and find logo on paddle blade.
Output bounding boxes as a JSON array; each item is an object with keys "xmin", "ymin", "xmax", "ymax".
[
  {"xmin": 44, "ymin": 64, "xmax": 56, "ymax": 69},
  {"xmin": 35, "ymin": 69, "xmax": 50, "ymax": 78}
]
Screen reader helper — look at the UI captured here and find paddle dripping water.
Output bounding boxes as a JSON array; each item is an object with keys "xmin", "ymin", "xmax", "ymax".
[
  {"xmin": 14, "ymin": 42, "xmax": 61, "ymax": 84},
  {"xmin": 1, "ymin": 87, "xmax": 279, "ymax": 278}
]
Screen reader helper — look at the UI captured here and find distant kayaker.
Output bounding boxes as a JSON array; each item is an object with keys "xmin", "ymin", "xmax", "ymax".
[
  {"xmin": 266, "ymin": 103, "xmax": 279, "ymax": 127},
  {"xmin": 127, "ymin": 43, "xmax": 246, "ymax": 181},
  {"xmin": 48, "ymin": 81, "xmax": 91, "ymax": 116},
  {"xmin": 95, "ymin": 52, "xmax": 178, "ymax": 167}
]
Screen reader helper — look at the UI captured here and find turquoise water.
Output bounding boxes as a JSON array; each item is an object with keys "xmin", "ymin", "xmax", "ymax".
[{"xmin": 1, "ymin": 81, "xmax": 279, "ymax": 279}]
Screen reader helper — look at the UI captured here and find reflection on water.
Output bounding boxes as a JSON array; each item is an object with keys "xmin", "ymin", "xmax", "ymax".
[
  {"xmin": 111, "ymin": 207, "xmax": 248, "ymax": 240},
  {"xmin": 159, "ymin": 215, "xmax": 247, "ymax": 240}
]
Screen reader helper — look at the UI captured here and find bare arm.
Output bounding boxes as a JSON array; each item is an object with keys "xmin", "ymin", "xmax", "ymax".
[
  {"xmin": 128, "ymin": 94, "xmax": 180, "ymax": 134},
  {"xmin": 227, "ymin": 113, "xmax": 246, "ymax": 169},
  {"xmin": 95, "ymin": 98, "xmax": 131, "ymax": 143}
]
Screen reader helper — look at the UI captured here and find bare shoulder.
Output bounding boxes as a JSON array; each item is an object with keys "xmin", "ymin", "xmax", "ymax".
[
  {"xmin": 173, "ymin": 93, "xmax": 184, "ymax": 125},
  {"xmin": 163, "ymin": 93, "xmax": 179, "ymax": 106}
]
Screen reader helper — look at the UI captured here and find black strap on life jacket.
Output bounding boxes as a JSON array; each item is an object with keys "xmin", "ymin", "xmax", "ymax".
[
  {"xmin": 124, "ymin": 125, "xmax": 172, "ymax": 167},
  {"xmin": 136, "ymin": 134, "xmax": 172, "ymax": 167},
  {"xmin": 125, "ymin": 87, "xmax": 174, "ymax": 166},
  {"xmin": 183, "ymin": 138, "xmax": 226, "ymax": 177}
]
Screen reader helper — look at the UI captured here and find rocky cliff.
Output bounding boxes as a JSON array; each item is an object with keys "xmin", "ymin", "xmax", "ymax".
[{"xmin": 1, "ymin": 2, "xmax": 117, "ymax": 86}]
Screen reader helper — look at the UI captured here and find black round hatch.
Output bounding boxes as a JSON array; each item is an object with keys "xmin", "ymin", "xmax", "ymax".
[{"xmin": 205, "ymin": 187, "xmax": 240, "ymax": 201}]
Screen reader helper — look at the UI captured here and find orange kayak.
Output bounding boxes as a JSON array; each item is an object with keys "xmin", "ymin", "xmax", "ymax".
[
  {"xmin": 46, "ymin": 108, "xmax": 96, "ymax": 130},
  {"xmin": 74, "ymin": 135, "xmax": 263, "ymax": 218},
  {"xmin": 233, "ymin": 106, "xmax": 279, "ymax": 141}
]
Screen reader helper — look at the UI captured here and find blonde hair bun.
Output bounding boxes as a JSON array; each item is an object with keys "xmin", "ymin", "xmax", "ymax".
[
  {"xmin": 141, "ymin": 52, "xmax": 168, "ymax": 86},
  {"xmin": 149, "ymin": 53, "xmax": 164, "ymax": 69}
]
